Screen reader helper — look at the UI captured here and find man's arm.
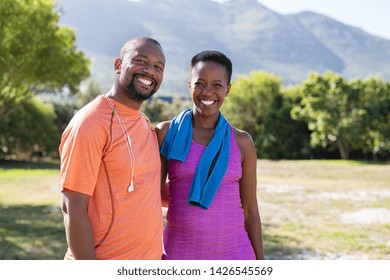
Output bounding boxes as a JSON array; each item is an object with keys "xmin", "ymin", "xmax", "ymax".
[{"xmin": 61, "ymin": 190, "xmax": 97, "ymax": 260}]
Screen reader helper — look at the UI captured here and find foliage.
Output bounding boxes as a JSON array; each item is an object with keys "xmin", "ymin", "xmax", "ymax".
[
  {"xmin": 291, "ymin": 72, "xmax": 367, "ymax": 159},
  {"xmin": 0, "ymin": 97, "xmax": 58, "ymax": 159},
  {"xmin": 74, "ymin": 79, "xmax": 102, "ymax": 108},
  {"xmin": 357, "ymin": 77, "xmax": 390, "ymax": 159},
  {"xmin": 275, "ymin": 86, "xmax": 316, "ymax": 159},
  {"xmin": 141, "ymin": 97, "xmax": 192, "ymax": 124},
  {"xmin": 221, "ymin": 71, "xmax": 278, "ymax": 158},
  {"xmin": 221, "ymin": 71, "xmax": 309, "ymax": 158},
  {"xmin": 0, "ymin": 0, "xmax": 90, "ymax": 118}
]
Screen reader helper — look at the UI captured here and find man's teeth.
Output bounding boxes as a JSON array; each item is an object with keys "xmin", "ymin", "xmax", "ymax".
[
  {"xmin": 200, "ymin": 100, "xmax": 215, "ymax": 105},
  {"xmin": 138, "ymin": 77, "xmax": 152, "ymax": 86}
]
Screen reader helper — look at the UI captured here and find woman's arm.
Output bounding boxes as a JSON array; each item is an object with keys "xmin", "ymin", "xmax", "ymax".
[{"xmin": 235, "ymin": 129, "xmax": 265, "ymax": 260}]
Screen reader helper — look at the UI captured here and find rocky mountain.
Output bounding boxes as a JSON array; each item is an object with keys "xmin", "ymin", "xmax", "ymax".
[{"xmin": 57, "ymin": 0, "xmax": 390, "ymax": 96}]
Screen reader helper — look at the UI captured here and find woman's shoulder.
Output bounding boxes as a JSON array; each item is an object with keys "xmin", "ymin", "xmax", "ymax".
[
  {"xmin": 156, "ymin": 120, "xmax": 171, "ymax": 134},
  {"xmin": 155, "ymin": 120, "xmax": 172, "ymax": 145},
  {"xmin": 232, "ymin": 126, "xmax": 254, "ymax": 146},
  {"xmin": 231, "ymin": 126, "xmax": 256, "ymax": 161}
]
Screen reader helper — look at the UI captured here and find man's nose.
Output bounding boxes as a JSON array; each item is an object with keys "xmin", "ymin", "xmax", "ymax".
[{"xmin": 142, "ymin": 64, "xmax": 155, "ymax": 75}]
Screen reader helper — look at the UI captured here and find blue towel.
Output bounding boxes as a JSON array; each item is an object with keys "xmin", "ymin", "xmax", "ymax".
[{"xmin": 161, "ymin": 108, "xmax": 230, "ymax": 209}]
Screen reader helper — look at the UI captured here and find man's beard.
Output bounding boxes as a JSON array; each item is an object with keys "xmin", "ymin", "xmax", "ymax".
[{"xmin": 125, "ymin": 75, "xmax": 158, "ymax": 101}]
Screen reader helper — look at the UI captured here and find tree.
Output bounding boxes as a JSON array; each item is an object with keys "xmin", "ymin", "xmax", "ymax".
[
  {"xmin": 0, "ymin": 0, "xmax": 90, "ymax": 118},
  {"xmin": 222, "ymin": 71, "xmax": 289, "ymax": 158},
  {"xmin": 291, "ymin": 72, "xmax": 366, "ymax": 160},
  {"xmin": 141, "ymin": 97, "xmax": 192, "ymax": 125},
  {"xmin": 0, "ymin": 97, "xmax": 58, "ymax": 159},
  {"xmin": 358, "ymin": 77, "xmax": 390, "ymax": 160},
  {"xmin": 75, "ymin": 79, "xmax": 102, "ymax": 108},
  {"xmin": 279, "ymin": 86, "xmax": 315, "ymax": 159}
]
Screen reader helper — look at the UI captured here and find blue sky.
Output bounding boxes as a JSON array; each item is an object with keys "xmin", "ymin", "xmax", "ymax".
[
  {"xmin": 214, "ymin": 0, "xmax": 390, "ymax": 40},
  {"xmin": 126, "ymin": 0, "xmax": 390, "ymax": 40}
]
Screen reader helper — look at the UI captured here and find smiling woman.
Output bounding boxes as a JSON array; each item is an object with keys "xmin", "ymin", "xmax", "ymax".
[{"xmin": 156, "ymin": 50, "xmax": 265, "ymax": 260}]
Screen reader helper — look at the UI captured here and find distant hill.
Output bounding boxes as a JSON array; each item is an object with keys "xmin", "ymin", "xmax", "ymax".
[{"xmin": 57, "ymin": 0, "xmax": 390, "ymax": 96}]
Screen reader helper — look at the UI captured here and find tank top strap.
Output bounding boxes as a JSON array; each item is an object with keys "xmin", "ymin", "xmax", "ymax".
[{"xmin": 229, "ymin": 126, "xmax": 241, "ymax": 162}]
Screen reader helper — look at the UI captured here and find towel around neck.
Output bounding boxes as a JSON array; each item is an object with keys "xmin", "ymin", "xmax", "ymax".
[{"xmin": 160, "ymin": 108, "xmax": 231, "ymax": 209}]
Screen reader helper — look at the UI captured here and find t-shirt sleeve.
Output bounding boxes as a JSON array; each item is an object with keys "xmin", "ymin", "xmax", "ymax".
[{"xmin": 59, "ymin": 113, "xmax": 108, "ymax": 196}]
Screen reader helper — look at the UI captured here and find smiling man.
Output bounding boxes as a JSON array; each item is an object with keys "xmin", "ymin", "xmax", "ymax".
[{"xmin": 59, "ymin": 37, "xmax": 165, "ymax": 260}]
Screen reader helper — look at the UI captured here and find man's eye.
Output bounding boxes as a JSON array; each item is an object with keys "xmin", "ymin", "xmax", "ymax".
[
  {"xmin": 134, "ymin": 58, "xmax": 146, "ymax": 64},
  {"xmin": 155, "ymin": 65, "xmax": 164, "ymax": 72}
]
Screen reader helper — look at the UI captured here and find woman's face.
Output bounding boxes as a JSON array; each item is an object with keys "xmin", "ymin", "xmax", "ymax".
[{"xmin": 189, "ymin": 60, "xmax": 231, "ymax": 117}]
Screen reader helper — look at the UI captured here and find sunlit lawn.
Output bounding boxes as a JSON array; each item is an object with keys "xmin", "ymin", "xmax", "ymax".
[
  {"xmin": 0, "ymin": 161, "xmax": 65, "ymax": 259},
  {"xmin": 257, "ymin": 160, "xmax": 390, "ymax": 259},
  {"xmin": 0, "ymin": 159, "xmax": 389, "ymax": 259}
]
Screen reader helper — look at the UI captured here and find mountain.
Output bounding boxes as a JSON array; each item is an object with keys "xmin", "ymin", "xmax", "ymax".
[{"xmin": 57, "ymin": 0, "xmax": 390, "ymax": 96}]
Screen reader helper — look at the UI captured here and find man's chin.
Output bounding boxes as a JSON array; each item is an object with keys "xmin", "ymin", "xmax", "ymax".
[
  {"xmin": 126, "ymin": 90, "xmax": 155, "ymax": 101},
  {"xmin": 125, "ymin": 82, "xmax": 158, "ymax": 101}
]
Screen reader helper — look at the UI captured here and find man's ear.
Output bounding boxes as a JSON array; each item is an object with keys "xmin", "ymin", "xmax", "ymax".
[{"xmin": 114, "ymin": 58, "xmax": 122, "ymax": 74}]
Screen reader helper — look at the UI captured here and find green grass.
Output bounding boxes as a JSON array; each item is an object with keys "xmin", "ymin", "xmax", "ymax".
[
  {"xmin": 257, "ymin": 160, "xmax": 390, "ymax": 259},
  {"xmin": 0, "ymin": 159, "xmax": 389, "ymax": 259},
  {"xmin": 0, "ymin": 160, "xmax": 66, "ymax": 259}
]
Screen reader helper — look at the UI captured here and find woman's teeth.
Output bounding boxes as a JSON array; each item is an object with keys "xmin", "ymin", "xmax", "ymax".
[{"xmin": 200, "ymin": 100, "xmax": 215, "ymax": 105}]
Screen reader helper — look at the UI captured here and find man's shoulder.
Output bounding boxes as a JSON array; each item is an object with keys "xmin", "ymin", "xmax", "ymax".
[{"xmin": 66, "ymin": 96, "xmax": 111, "ymax": 133}]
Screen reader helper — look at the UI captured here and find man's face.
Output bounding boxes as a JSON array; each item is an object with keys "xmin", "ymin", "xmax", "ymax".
[{"xmin": 117, "ymin": 41, "xmax": 165, "ymax": 101}]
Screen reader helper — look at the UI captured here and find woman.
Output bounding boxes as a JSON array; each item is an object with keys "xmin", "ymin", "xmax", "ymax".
[{"xmin": 156, "ymin": 50, "xmax": 264, "ymax": 260}]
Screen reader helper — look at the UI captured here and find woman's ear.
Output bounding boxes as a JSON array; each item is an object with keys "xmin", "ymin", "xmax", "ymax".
[{"xmin": 225, "ymin": 84, "xmax": 231, "ymax": 97}]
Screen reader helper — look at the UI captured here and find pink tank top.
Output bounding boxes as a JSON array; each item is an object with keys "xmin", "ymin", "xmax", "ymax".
[{"xmin": 163, "ymin": 126, "xmax": 256, "ymax": 260}]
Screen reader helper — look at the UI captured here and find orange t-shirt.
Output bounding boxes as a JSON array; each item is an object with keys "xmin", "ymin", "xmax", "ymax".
[{"xmin": 59, "ymin": 96, "xmax": 163, "ymax": 259}]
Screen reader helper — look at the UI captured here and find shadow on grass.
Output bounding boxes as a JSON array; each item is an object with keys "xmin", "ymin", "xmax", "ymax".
[
  {"xmin": 262, "ymin": 223, "xmax": 316, "ymax": 260},
  {"xmin": 0, "ymin": 160, "xmax": 60, "ymax": 170},
  {"xmin": 0, "ymin": 204, "xmax": 66, "ymax": 260},
  {"xmin": 1, "ymin": 205, "xmax": 321, "ymax": 260}
]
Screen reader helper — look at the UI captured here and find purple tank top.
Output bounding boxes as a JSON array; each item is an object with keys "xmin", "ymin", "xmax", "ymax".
[{"xmin": 162, "ymin": 127, "xmax": 256, "ymax": 260}]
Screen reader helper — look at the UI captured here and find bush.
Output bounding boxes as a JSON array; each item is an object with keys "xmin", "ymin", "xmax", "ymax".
[{"xmin": 0, "ymin": 97, "xmax": 58, "ymax": 159}]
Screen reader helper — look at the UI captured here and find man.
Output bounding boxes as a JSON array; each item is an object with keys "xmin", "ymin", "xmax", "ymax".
[{"xmin": 59, "ymin": 37, "xmax": 165, "ymax": 259}]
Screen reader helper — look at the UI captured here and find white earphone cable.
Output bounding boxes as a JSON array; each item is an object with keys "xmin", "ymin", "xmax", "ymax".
[{"xmin": 104, "ymin": 96, "xmax": 135, "ymax": 192}]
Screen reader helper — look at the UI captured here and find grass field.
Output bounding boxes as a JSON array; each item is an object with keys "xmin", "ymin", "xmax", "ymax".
[
  {"xmin": 0, "ymin": 161, "xmax": 65, "ymax": 259},
  {"xmin": 257, "ymin": 160, "xmax": 390, "ymax": 259},
  {"xmin": 0, "ymin": 159, "xmax": 389, "ymax": 260}
]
